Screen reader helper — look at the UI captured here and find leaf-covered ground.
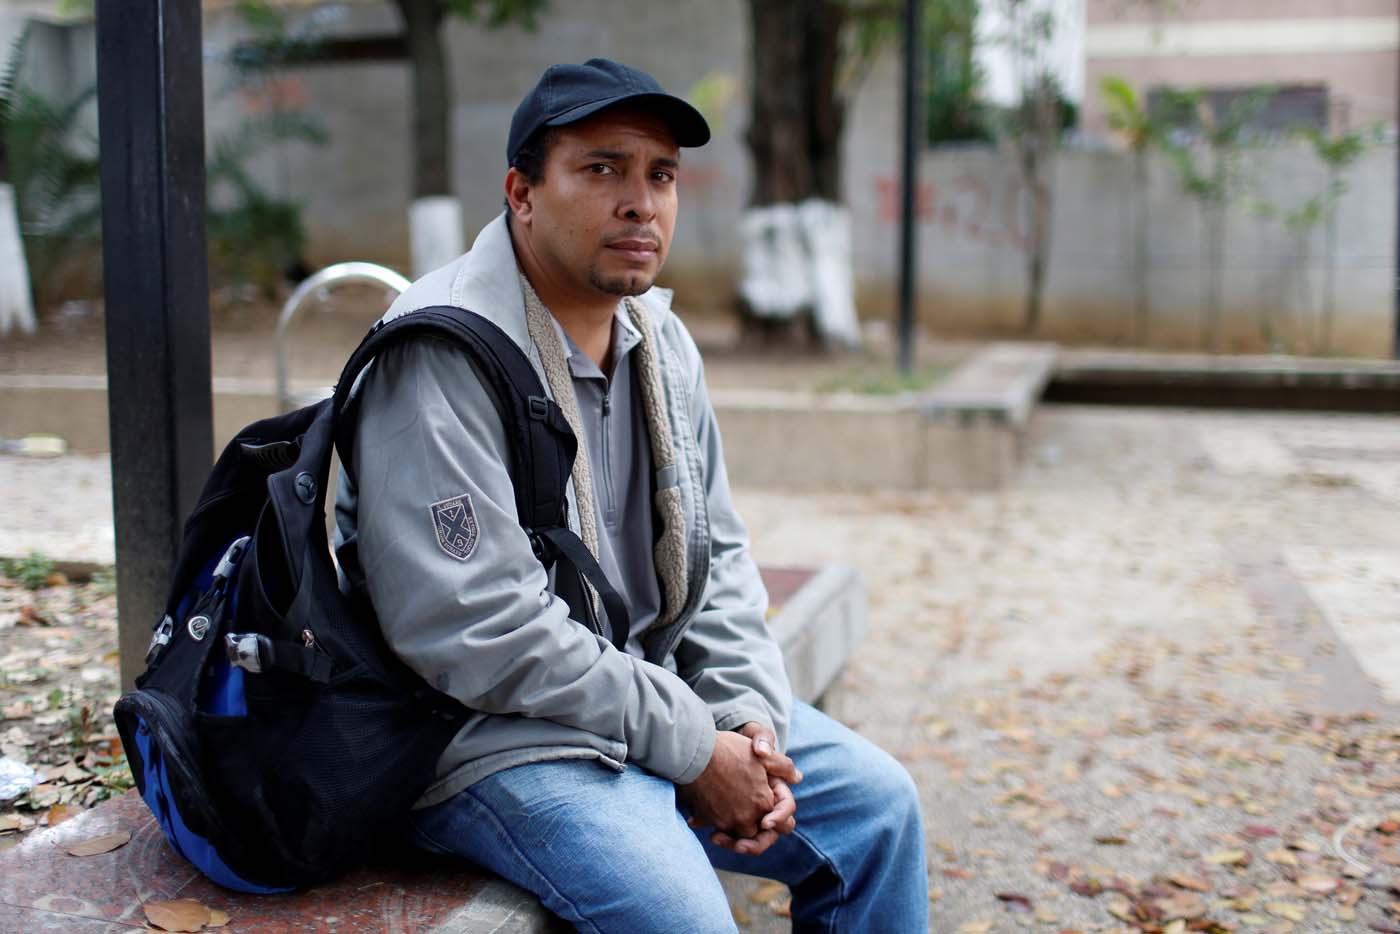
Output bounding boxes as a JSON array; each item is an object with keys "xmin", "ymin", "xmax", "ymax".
[
  {"xmin": 0, "ymin": 567, "xmax": 131, "ymax": 850},
  {"xmin": 6, "ymin": 405, "xmax": 1400, "ymax": 933},
  {"xmin": 732, "ymin": 406, "xmax": 1400, "ymax": 932}
]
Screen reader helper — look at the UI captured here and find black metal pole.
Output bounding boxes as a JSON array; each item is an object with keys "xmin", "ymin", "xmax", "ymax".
[
  {"xmin": 96, "ymin": 0, "xmax": 213, "ymax": 689},
  {"xmin": 897, "ymin": 0, "xmax": 922, "ymax": 374}
]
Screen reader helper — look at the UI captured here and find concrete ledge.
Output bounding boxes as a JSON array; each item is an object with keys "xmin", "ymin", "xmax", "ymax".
[
  {"xmin": 923, "ymin": 342, "xmax": 1057, "ymax": 427},
  {"xmin": 766, "ymin": 564, "xmax": 865, "ymax": 706},
  {"xmin": 0, "ymin": 374, "xmax": 331, "ymax": 455},
  {"xmin": 1, "ymin": 343, "xmax": 1058, "ymax": 492},
  {"xmin": 715, "ymin": 342, "xmax": 1057, "ymax": 491},
  {"xmin": 1048, "ymin": 349, "xmax": 1400, "ymax": 412},
  {"xmin": 0, "ymin": 563, "xmax": 865, "ymax": 933}
]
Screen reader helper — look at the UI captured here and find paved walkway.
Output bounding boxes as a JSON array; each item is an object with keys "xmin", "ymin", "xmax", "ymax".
[{"xmin": 5, "ymin": 404, "xmax": 1400, "ymax": 931}]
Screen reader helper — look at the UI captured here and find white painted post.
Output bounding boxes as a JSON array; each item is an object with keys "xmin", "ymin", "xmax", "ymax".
[
  {"xmin": 738, "ymin": 202, "xmax": 812, "ymax": 321},
  {"xmin": 0, "ymin": 183, "xmax": 36, "ymax": 337},
  {"xmin": 800, "ymin": 198, "xmax": 861, "ymax": 349},
  {"xmin": 409, "ymin": 194, "xmax": 464, "ymax": 278},
  {"xmin": 738, "ymin": 198, "xmax": 861, "ymax": 349}
]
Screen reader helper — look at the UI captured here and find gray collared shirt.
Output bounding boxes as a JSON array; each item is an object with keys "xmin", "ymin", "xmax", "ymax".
[{"xmin": 551, "ymin": 309, "xmax": 661, "ymax": 657}]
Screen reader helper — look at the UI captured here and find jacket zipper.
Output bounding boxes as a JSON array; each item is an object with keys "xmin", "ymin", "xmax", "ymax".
[{"xmin": 599, "ymin": 389, "xmax": 617, "ymax": 527}]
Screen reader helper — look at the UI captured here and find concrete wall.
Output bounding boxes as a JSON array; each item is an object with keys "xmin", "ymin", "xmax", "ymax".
[
  {"xmin": 197, "ymin": 0, "xmax": 753, "ymax": 287},
  {"xmin": 844, "ymin": 84, "xmax": 1397, "ymax": 355},
  {"xmin": 6, "ymin": 2, "xmax": 1398, "ymax": 354}
]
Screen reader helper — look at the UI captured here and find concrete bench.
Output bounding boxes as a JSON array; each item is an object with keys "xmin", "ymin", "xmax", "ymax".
[
  {"xmin": 0, "ymin": 564, "xmax": 864, "ymax": 933},
  {"xmin": 713, "ymin": 341, "xmax": 1057, "ymax": 491}
]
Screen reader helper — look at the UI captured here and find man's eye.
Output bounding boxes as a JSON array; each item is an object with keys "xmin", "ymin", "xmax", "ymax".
[
  {"xmin": 652, "ymin": 171, "xmax": 675, "ymax": 183},
  {"xmin": 589, "ymin": 164, "xmax": 615, "ymax": 176}
]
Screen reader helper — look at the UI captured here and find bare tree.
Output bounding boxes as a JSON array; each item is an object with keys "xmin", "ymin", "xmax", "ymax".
[
  {"xmin": 1100, "ymin": 76, "xmax": 1164, "ymax": 345},
  {"xmin": 990, "ymin": 0, "xmax": 1061, "ymax": 334}
]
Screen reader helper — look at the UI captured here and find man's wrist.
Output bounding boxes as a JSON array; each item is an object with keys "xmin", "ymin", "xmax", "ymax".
[{"xmin": 676, "ymin": 715, "xmax": 717, "ymax": 785}]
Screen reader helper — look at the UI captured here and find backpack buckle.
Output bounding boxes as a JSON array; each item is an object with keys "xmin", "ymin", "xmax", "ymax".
[
  {"xmin": 225, "ymin": 632, "xmax": 271, "ymax": 674},
  {"xmin": 527, "ymin": 396, "xmax": 550, "ymax": 421},
  {"xmin": 146, "ymin": 615, "xmax": 174, "ymax": 664},
  {"xmin": 212, "ymin": 535, "xmax": 252, "ymax": 585}
]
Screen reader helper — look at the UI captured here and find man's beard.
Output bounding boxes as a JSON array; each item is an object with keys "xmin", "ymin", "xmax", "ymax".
[{"xmin": 589, "ymin": 265, "xmax": 655, "ymax": 297}]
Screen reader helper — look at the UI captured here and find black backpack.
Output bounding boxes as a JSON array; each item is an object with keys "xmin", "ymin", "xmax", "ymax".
[{"xmin": 113, "ymin": 305, "xmax": 629, "ymax": 892}]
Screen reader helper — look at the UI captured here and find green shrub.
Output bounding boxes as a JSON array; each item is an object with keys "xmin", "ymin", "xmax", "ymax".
[{"xmin": 2, "ymin": 551, "xmax": 56, "ymax": 590}]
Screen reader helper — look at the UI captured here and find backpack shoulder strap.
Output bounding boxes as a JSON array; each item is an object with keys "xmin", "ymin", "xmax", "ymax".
[
  {"xmin": 333, "ymin": 306, "xmax": 571, "ymax": 534},
  {"xmin": 331, "ymin": 305, "xmax": 629, "ymax": 650}
]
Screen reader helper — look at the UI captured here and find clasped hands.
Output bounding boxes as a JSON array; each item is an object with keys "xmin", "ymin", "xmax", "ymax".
[{"xmin": 680, "ymin": 723, "xmax": 802, "ymax": 857}]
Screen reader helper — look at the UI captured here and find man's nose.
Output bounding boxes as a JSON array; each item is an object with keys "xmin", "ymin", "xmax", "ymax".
[{"xmin": 618, "ymin": 173, "xmax": 657, "ymax": 222}]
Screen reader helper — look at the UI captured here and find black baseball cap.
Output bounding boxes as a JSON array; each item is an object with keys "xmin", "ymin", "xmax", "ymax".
[{"xmin": 507, "ymin": 58, "xmax": 711, "ymax": 166}]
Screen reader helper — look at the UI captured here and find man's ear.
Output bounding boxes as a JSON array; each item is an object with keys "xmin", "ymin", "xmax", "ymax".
[{"xmin": 504, "ymin": 167, "xmax": 532, "ymax": 223}]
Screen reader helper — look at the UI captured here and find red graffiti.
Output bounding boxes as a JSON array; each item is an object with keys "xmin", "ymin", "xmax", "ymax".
[
  {"xmin": 239, "ymin": 77, "xmax": 309, "ymax": 115},
  {"xmin": 872, "ymin": 173, "xmax": 1030, "ymax": 253},
  {"xmin": 875, "ymin": 177, "xmax": 936, "ymax": 224}
]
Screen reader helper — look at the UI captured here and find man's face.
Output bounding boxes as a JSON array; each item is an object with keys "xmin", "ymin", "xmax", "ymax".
[{"xmin": 516, "ymin": 107, "xmax": 680, "ymax": 299}]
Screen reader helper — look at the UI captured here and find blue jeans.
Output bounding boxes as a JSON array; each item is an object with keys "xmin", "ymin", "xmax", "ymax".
[{"xmin": 409, "ymin": 701, "xmax": 927, "ymax": 933}]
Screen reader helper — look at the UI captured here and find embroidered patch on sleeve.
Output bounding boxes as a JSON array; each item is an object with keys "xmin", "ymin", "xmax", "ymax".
[{"xmin": 429, "ymin": 493, "xmax": 479, "ymax": 561}]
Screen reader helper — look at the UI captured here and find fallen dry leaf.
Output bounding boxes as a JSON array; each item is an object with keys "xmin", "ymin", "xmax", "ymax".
[
  {"xmin": 46, "ymin": 803, "xmax": 82, "ymax": 827},
  {"xmin": 1264, "ymin": 901, "xmax": 1306, "ymax": 922},
  {"xmin": 1, "ymin": 701, "xmax": 32, "ymax": 719},
  {"xmin": 1106, "ymin": 895, "xmax": 1137, "ymax": 922},
  {"xmin": 142, "ymin": 898, "xmax": 211, "ymax": 932},
  {"xmin": 66, "ymin": 830, "xmax": 131, "ymax": 857},
  {"xmin": 995, "ymin": 892, "xmax": 1033, "ymax": 913},
  {"xmin": 1168, "ymin": 872, "xmax": 1211, "ymax": 892},
  {"xmin": 1297, "ymin": 874, "xmax": 1339, "ymax": 895},
  {"xmin": 1154, "ymin": 891, "xmax": 1207, "ymax": 920},
  {"xmin": 1206, "ymin": 848, "xmax": 1250, "ymax": 866}
]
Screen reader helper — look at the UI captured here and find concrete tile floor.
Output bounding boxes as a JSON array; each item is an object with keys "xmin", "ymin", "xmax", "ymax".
[{"xmin": 6, "ymin": 403, "xmax": 1400, "ymax": 931}]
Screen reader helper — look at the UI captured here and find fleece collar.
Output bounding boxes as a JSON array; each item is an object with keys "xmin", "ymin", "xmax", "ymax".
[{"xmin": 446, "ymin": 211, "xmax": 675, "ymax": 358}]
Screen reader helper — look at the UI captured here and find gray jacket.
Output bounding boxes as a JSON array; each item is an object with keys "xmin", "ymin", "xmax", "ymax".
[{"xmin": 335, "ymin": 212, "xmax": 792, "ymax": 808}]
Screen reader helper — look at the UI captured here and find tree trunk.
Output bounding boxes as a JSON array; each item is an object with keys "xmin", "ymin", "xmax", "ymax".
[
  {"xmin": 1293, "ymin": 227, "xmax": 1312, "ymax": 353},
  {"xmin": 1203, "ymin": 150, "xmax": 1225, "ymax": 351},
  {"xmin": 1203, "ymin": 200, "xmax": 1223, "ymax": 350},
  {"xmin": 1017, "ymin": 81, "xmax": 1057, "ymax": 334},
  {"xmin": 1131, "ymin": 146, "xmax": 1149, "ymax": 345},
  {"xmin": 395, "ymin": 0, "xmax": 449, "ymax": 199},
  {"xmin": 740, "ymin": 0, "xmax": 859, "ymax": 348},
  {"xmin": 395, "ymin": 0, "xmax": 462, "ymax": 274},
  {"xmin": 1321, "ymin": 166, "xmax": 1339, "ymax": 354},
  {"xmin": 745, "ymin": 0, "xmax": 846, "ymax": 206}
]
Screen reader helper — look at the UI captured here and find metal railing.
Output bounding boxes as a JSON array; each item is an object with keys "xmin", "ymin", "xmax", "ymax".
[{"xmin": 274, "ymin": 262, "xmax": 411, "ymax": 412}]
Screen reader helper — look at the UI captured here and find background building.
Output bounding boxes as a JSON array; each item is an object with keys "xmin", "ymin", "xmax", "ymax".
[{"xmin": 1081, "ymin": 0, "xmax": 1399, "ymax": 139}]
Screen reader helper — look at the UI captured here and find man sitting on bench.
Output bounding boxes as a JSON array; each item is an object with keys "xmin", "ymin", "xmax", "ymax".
[{"xmin": 336, "ymin": 58, "xmax": 928, "ymax": 932}]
